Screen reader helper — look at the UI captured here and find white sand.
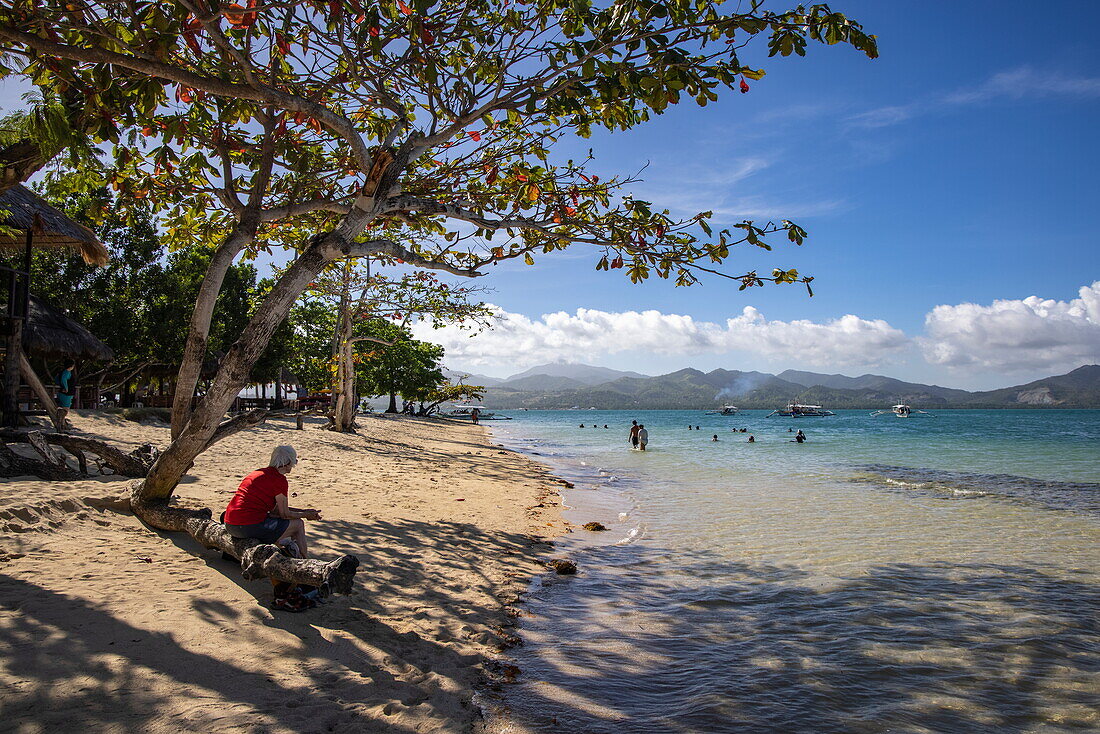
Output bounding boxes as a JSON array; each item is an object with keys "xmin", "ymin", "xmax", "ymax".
[{"xmin": 0, "ymin": 411, "xmax": 569, "ymax": 732}]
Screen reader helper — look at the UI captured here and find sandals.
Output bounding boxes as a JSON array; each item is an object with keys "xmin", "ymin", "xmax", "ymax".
[
  {"xmin": 271, "ymin": 585, "xmax": 319, "ymax": 613},
  {"xmin": 272, "ymin": 594, "xmax": 310, "ymax": 613}
]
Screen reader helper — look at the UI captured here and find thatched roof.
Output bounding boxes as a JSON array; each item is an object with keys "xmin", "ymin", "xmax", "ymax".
[
  {"xmin": 24, "ymin": 294, "xmax": 114, "ymax": 362},
  {"xmin": 0, "ymin": 184, "xmax": 108, "ymax": 266}
]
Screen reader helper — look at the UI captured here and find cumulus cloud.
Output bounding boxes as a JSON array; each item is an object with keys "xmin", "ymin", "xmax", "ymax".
[
  {"xmin": 412, "ymin": 305, "xmax": 909, "ymax": 369},
  {"xmin": 921, "ymin": 282, "xmax": 1100, "ymax": 372}
]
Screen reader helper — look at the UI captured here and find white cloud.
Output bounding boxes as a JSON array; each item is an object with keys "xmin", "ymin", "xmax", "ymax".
[
  {"xmin": 943, "ymin": 66, "xmax": 1100, "ymax": 105},
  {"xmin": 413, "ymin": 304, "xmax": 909, "ymax": 369},
  {"xmin": 921, "ymin": 282, "xmax": 1100, "ymax": 372},
  {"xmin": 847, "ymin": 66, "xmax": 1100, "ymax": 129}
]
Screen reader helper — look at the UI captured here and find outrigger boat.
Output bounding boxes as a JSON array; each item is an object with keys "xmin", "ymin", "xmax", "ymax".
[
  {"xmin": 442, "ymin": 404, "xmax": 512, "ymax": 420},
  {"xmin": 705, "ymin": 405, "xmax": 740, "ymax": 416},
  {"xmin": 767, "ymin": 402, "xmax": 835, "ymax": 417},
  {"xmin": 870, "ymin": 404, "xmax": 932, "ymax": 418}
]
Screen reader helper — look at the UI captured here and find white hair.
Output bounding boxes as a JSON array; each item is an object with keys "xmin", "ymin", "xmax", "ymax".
[{"xmin": 268, "ymin": 445, "xmax": 298, "ymax": 469}]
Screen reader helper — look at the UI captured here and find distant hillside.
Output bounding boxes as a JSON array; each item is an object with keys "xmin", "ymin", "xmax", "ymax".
[
  {"xmin": 501, "ymin": 362, "xmax": 649, "ymax": 386},
  {"xmin": 500, "ymin": 374, "xmax": 587, "ymax": 392},
  {"xmin": 442, "ymin": 369, "xmax": 503, "ymax": 387},
  {"xmin": 476, "ymin": 363, "xmax": 1100, "ymax": 410},
  {"xmin": 965, "ymin": 365, "xmax": 1100, "ymax": 407},
  {"xmin": 778, "ymin": 370, "xmax": 971, "ymax": 402}
]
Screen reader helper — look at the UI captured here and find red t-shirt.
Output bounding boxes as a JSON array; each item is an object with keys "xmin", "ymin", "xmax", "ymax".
[{"xmin": 223, "ymin": 467, "xmax": 288, "ymax": 525}]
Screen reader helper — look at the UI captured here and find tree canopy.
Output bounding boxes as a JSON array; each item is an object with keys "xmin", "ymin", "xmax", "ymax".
[{"xmin": 0, "ymin": 0, "xmax": 876, "ymax": 289}]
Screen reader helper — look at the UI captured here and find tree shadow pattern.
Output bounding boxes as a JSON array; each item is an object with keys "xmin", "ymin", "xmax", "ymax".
[
  {"xmin": 0, "ymin": 514, "xmax": 549, "ymax": 733},
  {"xmin": 490, "ymin": 545, "xmax": 1100, "ymax": 734}
]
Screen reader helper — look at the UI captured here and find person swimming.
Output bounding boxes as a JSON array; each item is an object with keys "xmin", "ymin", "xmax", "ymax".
[
  {"xmin": 712, "ymin": 434, "xmax": 719, "ymax": 442},
  {"xmin": 748, "ymin": 435, "xmax": 755, "ymax": 443}
]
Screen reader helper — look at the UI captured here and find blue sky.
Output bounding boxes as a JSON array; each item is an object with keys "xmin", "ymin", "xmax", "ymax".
[
  {"xmin": 3, "ymin": 1, "xmax": 1098, "ymax": 389},
  {"xmin": 419, "ymin": 1, "xmax": 1100, "ymax": 388}
]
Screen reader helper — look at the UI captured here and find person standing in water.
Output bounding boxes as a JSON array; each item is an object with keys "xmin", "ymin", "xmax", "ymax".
[
  {"xmin": 637, "ymin": 424, "xmax": 649, "ymax": 451},
  {"xmin": 629, "ymin": 420, "xmax": 641, "ymax": 448}
]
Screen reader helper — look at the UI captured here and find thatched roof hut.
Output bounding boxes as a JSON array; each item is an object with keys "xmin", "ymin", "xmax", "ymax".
[
  {"xmin": 0, "ymin": 184, "xmax": 108, "ymax": 266},
  {"xmin": 24, "ymin": 294, "xmax": 114, "ymax": 362}
]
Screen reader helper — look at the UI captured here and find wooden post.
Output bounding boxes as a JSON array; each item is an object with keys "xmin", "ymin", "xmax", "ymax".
[
  {"xmin": 2, "ymin": 318, "xmax": 22, "ymax": 427},
  {"xmin": 20, "ymin": 229, "xmax": 31, "ymax": 350},
  {"xmin": 19, "ymin": 353, "xmax": 59, "ymax": 427},
  {"xmin": 296, "ymin": 413, "xmax": 303, "ymax": 430}
]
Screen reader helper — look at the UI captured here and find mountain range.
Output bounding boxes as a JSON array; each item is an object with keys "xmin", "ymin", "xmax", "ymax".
[{"xmin": 449, "ymin": 363, "xmax": 1100, "ymax": 410}]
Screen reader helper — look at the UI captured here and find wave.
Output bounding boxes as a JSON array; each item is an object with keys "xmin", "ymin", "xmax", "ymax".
[{"xmin": 853, "ymin": 464, "xmax": 1100, "ymax": 515}]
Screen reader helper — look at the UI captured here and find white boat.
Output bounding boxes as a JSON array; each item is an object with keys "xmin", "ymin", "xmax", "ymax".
[
  {"xmin": 441, "ymin": 404, "xmax": 512, "ymax": 420},
  {"xmin": 767, "ymin": 402, "xmax": 835, "ymax": 417},
  {"xmin": 705, "ymin": 405, "xmax": 740, "ymax": 416},
  {"xmin": 870, "ymin": 404, "xmax": 932, "ymax": 418}
]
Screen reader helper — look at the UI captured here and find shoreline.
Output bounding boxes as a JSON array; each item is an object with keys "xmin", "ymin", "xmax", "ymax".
[{"xmin": 1, "ymin": 410, "xmax": 570, "ymax": 732}]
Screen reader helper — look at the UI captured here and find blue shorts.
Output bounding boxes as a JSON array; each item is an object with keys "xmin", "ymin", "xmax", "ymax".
[
  {"xmin": 57, "ymin": 394, "xmax": 73, "ymax": 409},
  {"xmin": 224, "ymin": 516, "xmax": 290, "ymax": 542}
]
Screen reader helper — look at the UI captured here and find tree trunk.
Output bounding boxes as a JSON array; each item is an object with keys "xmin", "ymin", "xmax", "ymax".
[
  {"xmin": 0, "ymin": 428, "xmax": 158, "ymax": 477},
  {"xmin": 130, "ymin": 496, "xmax": 359, "ymax": 596},
  {"xmin": 387, "ymin": 392, "xmax": 398, "ymax": 413},
  {"xmin": 170, "ymin": 224, "xmax": 257, "ymax": 440},
  {"xmin": 139, "ymin": 240, "xmax": 332, "ymax": 501},
  {"xmin": 330, "ymin": 265, "xmax": 357, "ymax": 432},
  {"xmin": 0, "ymin": 440, "xmax": 80, "ymax": 479}
]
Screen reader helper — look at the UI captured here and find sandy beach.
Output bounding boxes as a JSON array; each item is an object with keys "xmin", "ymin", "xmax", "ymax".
[{"xmin": 0, "ymin": 411, "xmax": 569, "ymax": 732}]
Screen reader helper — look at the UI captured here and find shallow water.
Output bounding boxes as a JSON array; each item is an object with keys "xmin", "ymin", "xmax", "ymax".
[{"xmin": 484, "ymin": 410, "xmax": 1100, "ymax": 733}]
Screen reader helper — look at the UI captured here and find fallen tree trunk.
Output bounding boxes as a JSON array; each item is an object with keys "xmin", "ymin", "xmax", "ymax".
[
  {"xmin": 0, "ymin": 440, "xmax": 81, "ymax": 480},
  {"xmin": 130, "ymin": 493, "xmax": 359, "ymax": 596},
  {"xmin": 0, "ymin": 429, "xmax": 157, "ymax": 477}
]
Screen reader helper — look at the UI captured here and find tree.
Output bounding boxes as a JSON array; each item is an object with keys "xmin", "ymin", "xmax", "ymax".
[
  {"xmin": 355, "ymin": 320, "xmax": 445, "ymax": 413},
  {"xmin": 0, "ymin": 0, "xmax": 876, "ymax": 592},
  {"xmin": 302, "ymin": 263, "xmax": 489, "ymax": 430},
  {"xmin": 420, "ymin": 381, "xmax": 485, "ymax": 417}
]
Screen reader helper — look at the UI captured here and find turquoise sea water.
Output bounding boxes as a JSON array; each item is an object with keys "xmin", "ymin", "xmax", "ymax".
[{"xmin": 482, "ymin": 410, "xmax": 1100, "ymax": 733}]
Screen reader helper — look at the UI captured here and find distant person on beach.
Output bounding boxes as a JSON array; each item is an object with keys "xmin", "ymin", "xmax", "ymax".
[
  {"xmin": 637, "ymin": 425, "xmax": 649, "ymax": 451},
  {"xmin": 629, "ymin": 420, "xmax": 640, "ymax": 448},
  {"xmin": 223, "ymin": 445, "xmax": 322, "ymax": 559},
  {"xmin": 748, "ymin": 435, "xmax": 755, "ymax": 443},
  {"xmin": 55, "ymin": 361, "xmax": 76, "ymax": 431},
  {"xmin": 471, "ymin": 407, "xmax": 480, "ymax": 425}
]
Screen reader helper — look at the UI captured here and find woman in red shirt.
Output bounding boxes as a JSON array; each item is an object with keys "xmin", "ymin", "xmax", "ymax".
[{"xmin": 223, "ymin": 445, "xmax": 322, "ymax": 558}]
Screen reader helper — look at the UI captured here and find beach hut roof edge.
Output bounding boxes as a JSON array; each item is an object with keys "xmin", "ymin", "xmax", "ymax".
[
  {"xmin": 25, "ymin": 293, "xmax": 114, "ymax": 362},
  {"xmin": 0, "ymin": 184, "xmax": 108, "ymax": 266}
]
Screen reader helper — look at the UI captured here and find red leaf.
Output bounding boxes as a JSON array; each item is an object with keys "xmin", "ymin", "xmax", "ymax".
[
  {"xmin": 740, "ymin": 78, "xmax": 750, "ymax": 94},
  {"xmin": 516, "ymin": 174, "xmax": 528, "ymax": 182},
  {"xmin": 486, "ymin": 167, "xmax": 498, "ymax": 186},
  {"xmin": 183, "ymin": 32, "xmax": 202, "ymax": 54},
  {"xmin": 467, "ymin": 130, "xmax": 481, "ymax": 142},
  {"xmin": 656, "ymin": 224, "xmax": 665, "ymax": 237},
  {"xmin": 420, "ymin": 25, "xmax": 434, "ymax": 43},
  {"xmin": 397, "ymin": 0, "xmax": 412, "ymax": 15},
  {"xmin": 276, "ymin": 33, "xmax": 290, "ymax": 54},
  {"xmin": 610, "ymin": 257, "xmax": 623, "ymax": 269}
]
